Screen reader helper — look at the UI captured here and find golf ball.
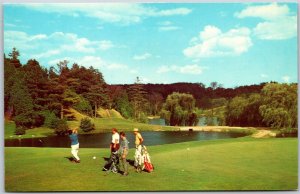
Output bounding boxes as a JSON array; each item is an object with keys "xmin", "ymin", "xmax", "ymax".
[{"xmin": 93, "ymin": 156, "xmax": 96, "ymax": 159}]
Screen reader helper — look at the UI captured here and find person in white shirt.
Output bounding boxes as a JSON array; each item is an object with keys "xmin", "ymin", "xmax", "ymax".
[{"xmin": 110, "ymin": 128, "xmax": 120, "ymax": 153}]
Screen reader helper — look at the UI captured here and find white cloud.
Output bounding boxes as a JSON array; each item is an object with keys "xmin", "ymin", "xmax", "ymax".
[
  {"xmin": 34, "ymin": 49, "xmax": 61, "ymax": 58},
  {"xmin": 77, "ymin": 56, "xmax": 106, "ymax": 68},
  {"xmin": 99, "ymin": 40, "xmax": 114, "ymax": 50},
  {"xmin": 282, "ymin": 75, "xmax": 290, "ymax": 83},
  {"xmin": 260, "ymin": 74, "xmax": 269, "ymax": 78},
  {"xmin": 157, "ymin": 64, "xmax": 203, "ymax": 75},
  {"xmin": 235, "ymin": 3, "xmax": 289, "ymax": 20},
  {"xmin": 5, "ymin": 30, "xmax": 117, "ymax": 60},
  {"xmin": 235, "ymin": 3, "xmax": 297, "ymax": 40},
  {"xmin": 48, "ymin": 57, "xmax": 75, "ymax": 66},
  {"xmin": 183, "ymin": 25, "xmax": 252, "ymax": 59},
  {"xmin": 48, "ymin": 56, "xmax": 131, "ymax": 72},
  {"xmin": 4, "ymin": 30, "xmax": 45, "ymax": 50},
  {"xmin": 254, "ymin": 16, "xmax": 296, "ymax": 40},
  {"xmin": 155, "ymin": 8, "xmax": 191, "ymax": 16},
  {"xmin": 106, "ymin": 63, "xmax": 128, "ymax": 70},
  {"xmin": 158, "ymin": 21, "xmax": 180, "ymax": 31},
  {"xmin": 133, "ymin": 53, "xmax": 152, "ymax": 60},
  {"xmin": 5, "ymin": 23, "xmax": 17, "ymax": 27},
  {"xmin": 17, "ymin": 4, "xmax": 192, "ymax": 25}
]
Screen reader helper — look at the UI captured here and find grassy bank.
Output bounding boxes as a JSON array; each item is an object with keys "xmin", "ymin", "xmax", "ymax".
[
  {"xmin": 5, "ymin": 118, "xmax": 179, "ymax": 140},
  {"xmin": 5, "ymin": 137, "xmax": 298, "ymax": 191},
  {"xmin": 68, "ymin": 117, "xmax": 179, "ymax": 132},
  {"xmin": 5, "ymin": 121, "xmax": 53, "ymax": 139}
]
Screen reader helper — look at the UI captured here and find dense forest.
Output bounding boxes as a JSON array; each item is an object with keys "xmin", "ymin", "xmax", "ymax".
[{"xmin": 4, "ymin": 48, "xmax": 298, "ymax": 135}]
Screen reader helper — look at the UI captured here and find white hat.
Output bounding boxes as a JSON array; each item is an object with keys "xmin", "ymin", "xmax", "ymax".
[{"xmin": 133, "ymin": 128, "xmax": 139, "ymax": 132}]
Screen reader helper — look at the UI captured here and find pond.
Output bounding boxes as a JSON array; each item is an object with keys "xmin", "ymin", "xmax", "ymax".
[
  {"xmin": 148, "ymin": 117, "xmax": 219, "ymax": 126},
  {"xmin": 5, "ymin": 131, "xmax": 246, "ymax": 148}
]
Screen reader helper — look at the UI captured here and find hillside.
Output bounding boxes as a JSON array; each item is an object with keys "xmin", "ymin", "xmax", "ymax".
[{"xmin": 96, "ymin": 108, "xmax": 124, "ymax": 119}]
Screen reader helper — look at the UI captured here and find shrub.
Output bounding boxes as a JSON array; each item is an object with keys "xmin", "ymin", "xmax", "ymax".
[
  {"xmin": 15, "ymin": 126, "xmax": 26, "ymax": 135},
  {"xmin": 54, "ymin": 119, "xmax": 69, "ymax": 136},
  {"xmin": 42, "ymin": 111, "xmax": 60, "ymax": 129},
  {"xmin": 14, "ymin": 113, "xmax": 35, "ymax": 128},
  {"xmin": 80, "ymin": 117, "xmax": 95, "ymax": 132},
  {"xmin": 32, "ymin": 112, "xmax": 45, "ymax": 127},
  {"xmin": 137, "ymin": 112, "xmax": 148, "ymax": 123}
]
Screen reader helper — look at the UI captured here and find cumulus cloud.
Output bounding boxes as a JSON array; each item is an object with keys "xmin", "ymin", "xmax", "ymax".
[
  {"xmin": 5, "ymin": 30, "xmax": 117, "ymax": 60},
  {"xmin": 183, "ymin": 25, "xmax": 252, "ymax": 59},
  {"xmin": 48, "ymin": 55, "xmax": 130, "ymax": 72},
  {"xmin": 99, "ymin": 40, "xmax": 114, "ymax": 50},
  {"xmin": 4, "ymin": 31, "xmax": 48, "ymax": 50},
  {"xmin": 157, "ymin": 64, "xmax": 203, "ymax": 75},
  {"xmin": 133, "ymin": 53, "xmax": 152, "ymax": 60},
  {"xmin": 235, "ymin": 3, "xmax": 297, "ymax": 40},
  {"xmin": 17, "ymin": 4, "xmax": 192, "ymax": 25},
  {"xmin": 235, "ymin": 3, "xmax": 289, "ymax": 20},
  {"xmin": 282, "ymin": 75, "xmax": 290, "ymax": 83},
  {"xmin": 33, "ymin": 49, "xmax": 61, "ymax": 59}
]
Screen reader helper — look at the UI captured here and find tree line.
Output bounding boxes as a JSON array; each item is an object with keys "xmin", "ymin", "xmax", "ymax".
[{"xmin": 4, "ymin": 48, "xmax": 298, "ymax": 135}]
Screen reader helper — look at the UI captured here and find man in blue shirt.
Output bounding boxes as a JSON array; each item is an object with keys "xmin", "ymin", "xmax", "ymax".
[{"xmin": 68, "ymin": 128, "xmax": 80, "ymax": 163}]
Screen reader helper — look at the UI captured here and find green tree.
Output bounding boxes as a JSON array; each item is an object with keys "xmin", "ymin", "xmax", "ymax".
[
  {"xmin": 114, "ymin": 91, "xmax": 133, "ymax": 119},
  {"xmin": 160, "ymin": 92, "xmax": 199, "ymax": 126},
  {"xmin": 22, "ymin": 59, "xmax": 49, "ymax": 111},
  {"xmin": 80, "ymin": 117, "xmax": 95, "ymax": 132},
  {"xmin": 259, "ymin": 83, "xmax": 297, "ymax": 128},
  {"xmin": 73, "ymin": 95, "xmax": 93, "ymax": 116},
  {"xmin": 8, "ymin": 47, "xmax": 22, "ymax": 68},
  {"xmin": 225, "ymin": 96, "xmax": 248, "ymax": 126},
  {"xmin": 85, "ymin": 84, "xmax": 110, "ymax": 117},
  {"xmin": 127, "ymin": 77, "xmax": 150, "ymax": 122},
  {"xmin": 4, "ymin": 54, "xmax": 17, "ymax": 116},
  {"xmin": 9, "ymin": 76, "xmax": 35, "ymax": 128}
]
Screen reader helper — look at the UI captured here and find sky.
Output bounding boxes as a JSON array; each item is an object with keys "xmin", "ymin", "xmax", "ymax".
[{"xmin": 3, "ymin": 3, "xmax": 298, "ymax": 88}]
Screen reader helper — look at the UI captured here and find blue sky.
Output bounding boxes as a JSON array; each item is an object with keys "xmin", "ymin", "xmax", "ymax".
[{"xmin": 3, "ymin": 3, "xmax": 298, "ymax": 87}]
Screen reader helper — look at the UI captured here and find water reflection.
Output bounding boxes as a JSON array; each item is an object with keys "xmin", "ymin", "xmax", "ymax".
[
  {"xmin": 5, "ymin": 131, "xmax": 246, "ymax": 148},
  {"xmin": 149, "ymin": 117, "xmax": 219, "ymax": 126}
]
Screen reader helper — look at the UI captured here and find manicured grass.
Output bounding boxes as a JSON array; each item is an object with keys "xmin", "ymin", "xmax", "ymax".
[
  {"xmin": 5, "ymin": 121, "xmax": 53, "ymax": 139},
  {"xmin": 5, "ymin": 137, "xmax": 298, "ymax": 191},
  {"xmin": 68, "ymin": 117, "xmax": 179, "ymax": 133}
]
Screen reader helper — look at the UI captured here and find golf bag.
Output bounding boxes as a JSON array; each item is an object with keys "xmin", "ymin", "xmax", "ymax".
[
  {"xmin": 134, "ymin": 145, "xmax": 154, "ymax": 173},
  {"xmin": 103, "ymin": 151, "xmax": 119, "ymax": 173}
]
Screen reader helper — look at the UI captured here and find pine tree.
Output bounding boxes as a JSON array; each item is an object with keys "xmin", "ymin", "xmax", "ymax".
[
  {"xmin": 8, "ymin": 47, "xmax": 22, "ymax": 68},
  {"xmin": 127, "ymin": 77, "xmax": 149, "ymax": 121},
  {"xmin": 9, "ymin": 75, "xmax": 35, "ymax": 128}
]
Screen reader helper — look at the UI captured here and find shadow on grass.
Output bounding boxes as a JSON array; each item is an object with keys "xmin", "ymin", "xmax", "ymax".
[{"xmin": 65, "ymin": 157, "xmax": 75, "ymax": 162}]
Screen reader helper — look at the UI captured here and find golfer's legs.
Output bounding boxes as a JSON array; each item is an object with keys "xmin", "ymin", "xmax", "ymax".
[
  {"xmin": 134, "ymin": 145, "xmax": 142, "ymax": 166},
  {"xmin": 71, "ymin": 143, "xmax": 80, "ymax": 161},
  {"xmin": 123, "ymin": 158, "xmax": 128, "ymax": 173},
  {"xmin": 120, "ymin": 157, "xmax": 128, "ymax": 173}
]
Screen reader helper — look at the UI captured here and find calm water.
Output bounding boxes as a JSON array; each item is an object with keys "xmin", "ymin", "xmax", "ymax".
[{"xmin": 5, "ymin": 131, "xmax": 246, "ymax": 148}]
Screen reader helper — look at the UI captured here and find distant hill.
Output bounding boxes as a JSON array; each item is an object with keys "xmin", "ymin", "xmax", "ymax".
[
  {"xmin": 64, "ymin": 108, "xmax": 90, "ymax": 121},
  {"xmin": 97, "ymin": 108, "xmax": 124, "ymax": 119},
  {"xmin": 109, "ymin": 82, "xmax": 267, "ymax": 100},
  {"xmin": 64, "ymin": 107, "xmax": 123, "ymax": 121}
]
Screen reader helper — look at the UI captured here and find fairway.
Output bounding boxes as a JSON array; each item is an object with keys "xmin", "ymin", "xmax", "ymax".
[{"xmin": 5, "ymin": 137, "xmax": 298, "ymax": 191}]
